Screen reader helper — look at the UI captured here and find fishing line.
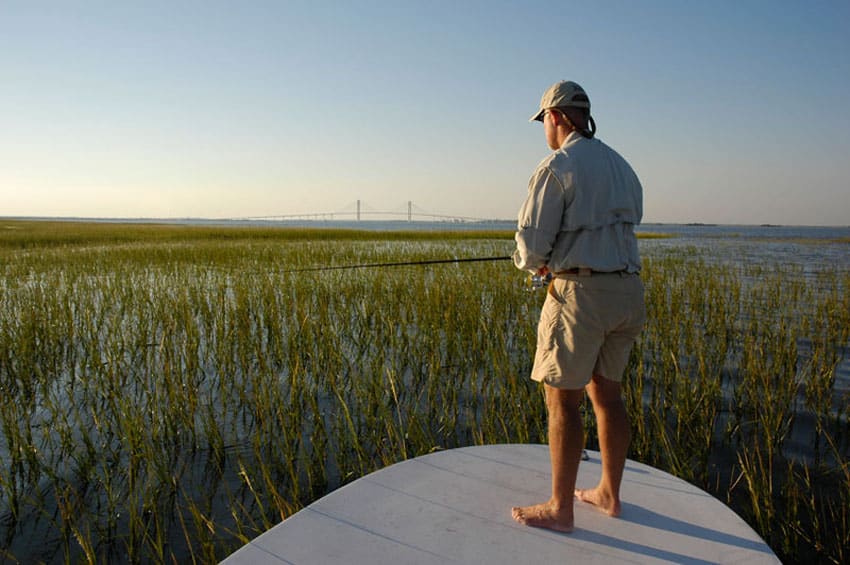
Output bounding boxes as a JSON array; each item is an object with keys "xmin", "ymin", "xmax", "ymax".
[{"xmin": 283, "ymin": 255, "xmax": 512, "ymax": 273}]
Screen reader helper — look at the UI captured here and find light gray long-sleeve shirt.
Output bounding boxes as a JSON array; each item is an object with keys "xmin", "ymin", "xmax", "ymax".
[{"xmin": 513, "ymin": 131, "xmax": 643, "ymax": 274}]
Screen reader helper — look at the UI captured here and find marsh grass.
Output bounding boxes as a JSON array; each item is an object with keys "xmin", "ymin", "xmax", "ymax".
[{"xmin": 0, "ymin": 220, "xmax": 848, "ymax": 563}]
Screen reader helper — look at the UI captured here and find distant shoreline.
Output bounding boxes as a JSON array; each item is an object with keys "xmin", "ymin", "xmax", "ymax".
[{"xmin": 1, "ymin": 216, "xmax": 848, "ymax": 230}]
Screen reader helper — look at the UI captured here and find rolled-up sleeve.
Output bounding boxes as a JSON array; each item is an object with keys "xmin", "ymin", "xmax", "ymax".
[{"xmin": 513, "ymin": 165, "xmax": 566, "ymax": 272}]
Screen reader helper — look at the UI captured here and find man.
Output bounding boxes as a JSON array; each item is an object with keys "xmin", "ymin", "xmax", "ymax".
[{"xmin": 511, "ymin": 80, "xmax": 646, "ymax": 533}]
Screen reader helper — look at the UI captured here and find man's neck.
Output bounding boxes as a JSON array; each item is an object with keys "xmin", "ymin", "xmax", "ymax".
[{"xmin": 555, "ymin": 127, "xmax": 578, "ymax": 148}]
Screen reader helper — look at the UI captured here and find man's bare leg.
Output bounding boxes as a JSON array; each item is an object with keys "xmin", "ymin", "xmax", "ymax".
[
  {"xmin": 512, "ymin": 384, "xmax": 584, "ymax": 532},
  {"xmin": 574, "ymin": 373, "xmax": 630, "ymax": 517}
]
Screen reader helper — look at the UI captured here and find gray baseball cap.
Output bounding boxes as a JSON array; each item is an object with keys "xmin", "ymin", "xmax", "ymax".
[{"xmin": 530, "ymin": 80, "xmax": 591, "ymax": 122}]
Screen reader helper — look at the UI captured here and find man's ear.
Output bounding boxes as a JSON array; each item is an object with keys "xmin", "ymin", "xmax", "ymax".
[{"xmin": 552, "ymin": 109, "xmax": 574, "ymax": 130}]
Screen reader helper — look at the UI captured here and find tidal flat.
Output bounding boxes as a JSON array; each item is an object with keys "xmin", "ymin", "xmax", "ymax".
[{"xmin": 1, "ymin": 220, "xmax": 848, "ymax": 563}]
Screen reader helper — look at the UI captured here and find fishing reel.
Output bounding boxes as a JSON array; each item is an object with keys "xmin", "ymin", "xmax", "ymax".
[{"xmin": 528, "ymin": 272, "xmax": 553, "ymax": 291}]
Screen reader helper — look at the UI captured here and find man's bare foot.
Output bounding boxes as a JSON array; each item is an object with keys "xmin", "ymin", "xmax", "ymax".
[
  {"xmin": 574, "ymin": 487, "xmax": 621, "ymax": 517},
  {"xmin": 511, "ymin": 500, "xmax": 574, "ymax": 533}
]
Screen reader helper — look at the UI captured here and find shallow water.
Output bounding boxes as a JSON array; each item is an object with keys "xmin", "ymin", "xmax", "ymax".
[
  {"xmin": 639, "ymin": 228, "xmax": 849, "ymax": 484},
  {"xmin": 1, "ymin": 221, "xmax": 848, "ymax": 562}
]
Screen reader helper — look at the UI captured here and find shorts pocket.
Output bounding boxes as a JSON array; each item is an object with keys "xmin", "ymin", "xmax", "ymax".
[
  {"xmin": 547, "ymin": 277, "xmax": 576, "ymax": 304},
  {"xmin": 537, "ymin": 294, "xmax": 562, "ymax": 352}
]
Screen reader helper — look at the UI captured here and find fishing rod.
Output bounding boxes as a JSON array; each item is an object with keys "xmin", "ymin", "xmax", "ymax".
[
  {"xmin": 282, "ymin": 255, "xmax": 553, "ymax": 292},
  {"xmin": 284, "ymin": 255, "xmax": 512, "ymax": 273},
  {"xmin": 280, "ymin": 255, "xmax": 558, "ymax": 292}
]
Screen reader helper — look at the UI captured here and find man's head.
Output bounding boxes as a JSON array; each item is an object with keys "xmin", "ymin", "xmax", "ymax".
[{"xmin": 531, "ymin": 80, "xmax": 596, "ymax": 143}]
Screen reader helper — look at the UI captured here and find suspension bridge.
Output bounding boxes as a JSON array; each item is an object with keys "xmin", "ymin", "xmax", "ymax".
[{"xmin": 233, "ymin": 201, "xmax": 506, "ymax": 224}]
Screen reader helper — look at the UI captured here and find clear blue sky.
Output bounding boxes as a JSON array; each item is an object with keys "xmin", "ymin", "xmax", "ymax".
[{"xmin": 2, "ymin": 1, "xmax": 848, "ymax": 225}]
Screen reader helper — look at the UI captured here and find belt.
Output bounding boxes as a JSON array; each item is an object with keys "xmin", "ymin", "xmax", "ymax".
[{"xmin": 555, "ymin": 268, "xmax": 630, "ymax": 277}]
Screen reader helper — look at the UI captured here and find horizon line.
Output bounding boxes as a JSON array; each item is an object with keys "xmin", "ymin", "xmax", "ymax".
[{"xmin": 2, "ymin": 216, "xmax": 849, "ymax": 229}]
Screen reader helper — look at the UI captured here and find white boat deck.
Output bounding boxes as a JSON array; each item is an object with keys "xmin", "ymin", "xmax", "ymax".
[{"xmin": 222, "ymin": 444, "xmax": 779, "ymax": 564}]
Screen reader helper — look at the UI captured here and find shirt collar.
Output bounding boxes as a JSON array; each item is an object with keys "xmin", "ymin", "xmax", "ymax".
[{"xmin": 559, "ymin": 130, "xmax": 584, "ymax": 150}]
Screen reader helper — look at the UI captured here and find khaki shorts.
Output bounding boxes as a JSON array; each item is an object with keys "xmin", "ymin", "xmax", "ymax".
[{"xmin": 531, "ymin": 272, "xmax": 645, "ymax": 389}]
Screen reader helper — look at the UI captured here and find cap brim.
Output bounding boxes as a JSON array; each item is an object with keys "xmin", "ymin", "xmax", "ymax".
[{"xmin": 529, "ymin": 109, "xmax": 545, "ymax": 122}]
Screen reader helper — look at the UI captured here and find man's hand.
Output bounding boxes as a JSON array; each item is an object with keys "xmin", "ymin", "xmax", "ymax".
[{"xmin": 537, "ymin": 266, "xmax": 550, "ymax": 277}]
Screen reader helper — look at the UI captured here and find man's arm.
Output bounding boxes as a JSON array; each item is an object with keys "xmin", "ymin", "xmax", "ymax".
[{"xmin": 513, "ymin": 166, "xmax": 565, "ymax": 273}]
